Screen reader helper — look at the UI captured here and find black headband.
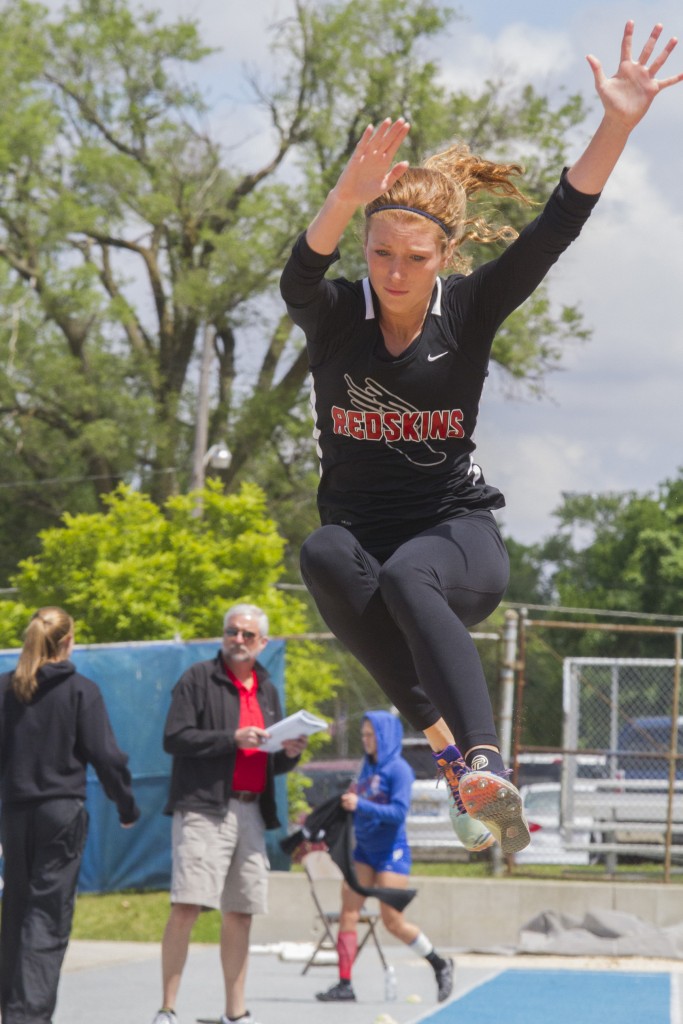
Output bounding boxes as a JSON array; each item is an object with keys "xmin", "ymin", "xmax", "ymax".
[{"xmin": 367, "ymin": 204, "xmax": 452, "ymax": 237}]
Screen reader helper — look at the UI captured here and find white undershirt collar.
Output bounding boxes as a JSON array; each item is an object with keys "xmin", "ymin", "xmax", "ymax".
[{"xmin": 362, "ymin": 276, "xmax": 443, "ymax": 320}]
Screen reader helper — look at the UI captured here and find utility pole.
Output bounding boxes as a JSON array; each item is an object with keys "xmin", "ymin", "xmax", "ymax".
[{"xmin": 191, "ymin": 323, "xmax": 216, "ymax": 492}]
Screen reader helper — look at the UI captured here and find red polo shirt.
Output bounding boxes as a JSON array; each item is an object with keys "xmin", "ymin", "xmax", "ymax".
[{"xmin": 226, "ymin": 665, "xmax": 267, "ymax": 793}]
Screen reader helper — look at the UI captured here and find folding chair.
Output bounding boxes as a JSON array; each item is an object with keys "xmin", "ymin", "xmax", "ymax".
[{"xmin": 301, "ymin": 849, "xmax": 388, "ymax": 974}]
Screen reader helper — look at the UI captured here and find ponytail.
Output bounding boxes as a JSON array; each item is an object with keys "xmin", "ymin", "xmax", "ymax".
[
  {"xmin": 12, "ymin": 607, "xmax": 74, "ymax": 703},
  {"xmin": 365, "ymin": 141, "xmax": 533, "ymax": 273}
]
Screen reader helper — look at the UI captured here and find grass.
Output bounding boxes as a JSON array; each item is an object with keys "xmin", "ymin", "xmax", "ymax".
[
  {"xmin": 71, "ymin": 859, "xmax": 683, "ymax": 943},
  {"xmin": 72, "ymin": 889, "xmax": 220, "ymax": 943}
]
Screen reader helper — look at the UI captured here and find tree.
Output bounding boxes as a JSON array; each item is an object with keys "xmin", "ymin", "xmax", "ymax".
[
  {"xmin": 503, "ymin": 536, "xmax": 555, "ymax": 607},
  {"xmin": 0, "ymin": 0, "xmax": 592, "ymax": 581},
  {"xmin": 538, "ymin": 478, "xmax": 683, "ymax": 654},
  {"xmin": 0, "ymin": 480, "xmax": 341, "ymax": 745},
  {"xmin": 543, "ymin": 483, "xmax": 683, "ymax": 616}
]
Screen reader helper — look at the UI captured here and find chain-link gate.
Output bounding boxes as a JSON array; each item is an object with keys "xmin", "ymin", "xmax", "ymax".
[
  {"xmin": 562, "ymin": 656, "xmax": 683, "ymax": 870},
  {"xmin": 513, "ymin": 615, "xmax": 683, "ymax": 880}
]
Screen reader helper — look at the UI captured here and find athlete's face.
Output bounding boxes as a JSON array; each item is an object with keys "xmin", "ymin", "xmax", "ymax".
[
  {"xmin": 361, "ymin": 720, "xmax": 377, "ymax": 759},
  {"xmin": 364, "ymin": 217, "xmax": 450, "ymax": 319}
]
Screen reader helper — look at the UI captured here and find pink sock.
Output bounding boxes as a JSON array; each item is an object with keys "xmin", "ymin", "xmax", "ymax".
[{"xmin": 337, "ymin": 930, "xmax": 357, "ymax": 980}]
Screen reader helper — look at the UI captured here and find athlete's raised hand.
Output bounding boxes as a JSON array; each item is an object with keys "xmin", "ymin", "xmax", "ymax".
[
  {"xmin": 567, "ymin": 20, "xmax": 682, "ymax": 195},
  {"xmin": 587, "ymin": 21, "xmax": 683, "ymax": 131},
  {"xmin": 333, "ymin": 118, "xmax": 411, "ymax": 207},
  {"xmin": 305, "ymin": 118, "xmax": 410, "ymax": 256}
]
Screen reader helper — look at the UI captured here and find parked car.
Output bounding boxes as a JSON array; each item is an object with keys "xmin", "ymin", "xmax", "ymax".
[
  {"xmin": 618, "ymin": 716, "xmax": 683, "ymax": 779},
  {"xmin": 405, "ymin": 778, "xmax": 484, "ymax": 860},
  {"xmin": 514, "ymin": 783, "xmax": 595, "ymax": 866},
  {"xmin": 515, "ymin": 752, "xmax": 608, "ymax": 787},
  {"xmin": 296, "ymin": 758, "xmax": 360, "ymax": 808},
  {"xmin": 401, "ymin": 736, "xmax": 440, "ymax": 780}
]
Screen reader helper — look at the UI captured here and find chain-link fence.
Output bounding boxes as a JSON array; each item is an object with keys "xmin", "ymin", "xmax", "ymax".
[{"xmin": 512, "ymin": 614, "xmax": 683, "ymax": 881}]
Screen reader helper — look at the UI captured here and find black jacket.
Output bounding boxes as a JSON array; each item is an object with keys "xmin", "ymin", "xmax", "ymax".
[
  {"xmin": 0, "ymin": 661, "xmax": 139, "ymax": 825},
  {"xmin": 163, "ymin": 652, "xmax": 299, "ymax": 828}
]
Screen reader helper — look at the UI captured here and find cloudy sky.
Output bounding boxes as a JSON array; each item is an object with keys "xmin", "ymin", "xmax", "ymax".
[{"xmin": 46, "ymin": 0, "xmax": 683, "ymax": 544}]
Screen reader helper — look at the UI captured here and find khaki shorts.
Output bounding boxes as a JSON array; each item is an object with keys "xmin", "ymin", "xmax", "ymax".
[{"xmin": 170, "ymin": 801, "xmax": 269, "ymax": 914}]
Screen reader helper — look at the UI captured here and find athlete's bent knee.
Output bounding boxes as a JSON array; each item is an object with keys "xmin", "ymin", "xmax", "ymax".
[{"xmin": 300, "ymin": 525, "xmax": 349, "ymax": 585}]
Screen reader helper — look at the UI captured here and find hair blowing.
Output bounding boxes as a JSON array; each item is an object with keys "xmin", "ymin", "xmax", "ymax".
[
  {"xmin": 364, "ymin": 141, "xmax": 532, "ymax": 272},
  {"xmin": 12, "ymin": 607, "xmax": 74, "ymax": 703}
]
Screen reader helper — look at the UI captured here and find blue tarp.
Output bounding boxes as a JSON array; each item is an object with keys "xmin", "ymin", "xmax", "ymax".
[{"xmin": 0, "ymin": 639, "xmax": 289, "ymax": 892}]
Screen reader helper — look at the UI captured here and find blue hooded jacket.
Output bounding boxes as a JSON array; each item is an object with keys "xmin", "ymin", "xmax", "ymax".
[{"xmin": 353, "ymin": 710, "xmax": 415, "ymax": 855}]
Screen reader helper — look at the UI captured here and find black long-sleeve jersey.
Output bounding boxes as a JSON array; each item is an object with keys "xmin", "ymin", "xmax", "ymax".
[
  {"xmin": 0, "ymin": 660, "xmax": 140, "ymax": 824},
  {"xmin": 280, "ymin": 172, "xmax": 600, "ymax": 554}
]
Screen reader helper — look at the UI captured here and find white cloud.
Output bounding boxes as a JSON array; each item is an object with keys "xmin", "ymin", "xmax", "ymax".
[
  {"xmin": 484, "ymin": 427, "xmax": 598, "ymax": 543},
  {"xmin": 439, "ymin": 22, "xmax": 575, "ymax": 94}
]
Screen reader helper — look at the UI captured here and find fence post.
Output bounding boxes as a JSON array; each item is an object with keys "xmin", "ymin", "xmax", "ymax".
[
  {"xmin": 664, "ymin": 630, "xmax": 682, "ymax": 883},
  {"xmin": 491, "ymin": 609, "xmax": 518, "ymax": 877},
  {"xmin": 499, "ymin": 610, "xmax": 519, "ymax": 765}
]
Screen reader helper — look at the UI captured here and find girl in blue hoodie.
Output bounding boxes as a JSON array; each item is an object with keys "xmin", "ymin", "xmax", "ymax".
[{"xmin": 315, "ymin": 710, "xmax": 453, "ymax": 1003}]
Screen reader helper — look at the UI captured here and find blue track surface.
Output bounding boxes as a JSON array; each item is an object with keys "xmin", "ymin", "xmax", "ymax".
[{"xmin": 421, "ymin": 968, "xmax": 671, "ymax": 1024}]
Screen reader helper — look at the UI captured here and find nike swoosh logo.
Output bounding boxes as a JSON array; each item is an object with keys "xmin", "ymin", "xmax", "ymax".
[{"xmin": 427, "ymin": 352, "xmax": 448, "ymax": 362}]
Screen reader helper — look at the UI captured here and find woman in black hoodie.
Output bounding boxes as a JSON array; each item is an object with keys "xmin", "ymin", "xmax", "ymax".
[{"xmin": 0, "ymin": 606, "xmax": 140, "ymax": 1024}]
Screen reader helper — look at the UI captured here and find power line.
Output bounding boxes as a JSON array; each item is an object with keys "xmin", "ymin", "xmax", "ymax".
[
  {"xmin": 0, "ymin": 468, "xmax": 176, "ymax": 490},
  {"xmin": 505, "ymin": 601, "xmax": 683, "ymax": 625}
]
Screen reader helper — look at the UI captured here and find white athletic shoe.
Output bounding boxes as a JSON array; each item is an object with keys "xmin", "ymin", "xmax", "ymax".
[
  {"xmin": 434, "ymin": 744, "xmax": 495, "ymax": 852},
  {"xmin": 448, "ymin": 793, "xmax": 496, "ymax": 852},
  {"xmin": 459, "ymin": 771, "xmax": 530, "ymax": 855}
]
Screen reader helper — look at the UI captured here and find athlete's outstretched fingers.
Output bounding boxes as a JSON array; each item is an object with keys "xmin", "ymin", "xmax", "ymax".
[
  {"xmin": 620, "ymin": 19, "xmax": 635, "ymax": 64},
  {"xmin": 636, "ymin": 23, "xmax": 663, "ymax": 65}
]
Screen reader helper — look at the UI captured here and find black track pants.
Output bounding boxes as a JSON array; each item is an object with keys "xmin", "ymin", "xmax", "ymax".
[
  {"xmin": 0, "ymin": 798, "xmax": 89, "ymax": 1024},
  {"xmin": 300, "ymin": 511, "xmax": 509, "ymax": 751}
]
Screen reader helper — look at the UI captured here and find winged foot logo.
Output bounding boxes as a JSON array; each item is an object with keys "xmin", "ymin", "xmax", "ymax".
[{"xmin": 330, "ymin": 374, "xmax": 464, "ymax": 467}]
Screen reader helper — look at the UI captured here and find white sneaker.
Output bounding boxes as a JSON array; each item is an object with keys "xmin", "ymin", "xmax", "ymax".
[
  {"xmin": 447, "ymin": 793, "xmax": 496, "ymax": 851},
  {"xmin": 434, "ymin": 744, "xmax": 496, "ymax": 852},
  {"xmin": 151, "ymin": 1012, "xmax": 177, "ymax": 1024}
]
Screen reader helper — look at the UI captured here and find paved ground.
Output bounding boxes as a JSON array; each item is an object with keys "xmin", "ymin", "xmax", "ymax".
[{"xmin": 56, "ymin": 940, "xmax": 683, "ymax": 1024}]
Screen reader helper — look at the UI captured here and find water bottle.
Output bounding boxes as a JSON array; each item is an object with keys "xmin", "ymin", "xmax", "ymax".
[{"xmin": 384, "ymin": 964, "xmax": 397, "ymax": 1001}]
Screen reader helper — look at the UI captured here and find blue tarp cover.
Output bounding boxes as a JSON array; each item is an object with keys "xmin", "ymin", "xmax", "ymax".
[{"xmin": 0, "ymin": 639, "xmax": 289, "ymax": 892}]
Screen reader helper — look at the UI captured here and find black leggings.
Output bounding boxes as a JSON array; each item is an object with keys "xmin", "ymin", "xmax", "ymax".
[
  {"xmin": 0, "ymin": 798, "xmax": 89, "ymax": 1024},
  {"xmin": 300, "ymin": 511, "xmax": 509, "ymax": 752}
]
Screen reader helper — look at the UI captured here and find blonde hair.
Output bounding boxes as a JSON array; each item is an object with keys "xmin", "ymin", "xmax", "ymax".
[
  {"xmin": 364, "ymin": 142, "xmax": 531, "ymax": 272},
  {"xmin": 13, "ymin": 607, "xmax": 74, "ymax": 703}
]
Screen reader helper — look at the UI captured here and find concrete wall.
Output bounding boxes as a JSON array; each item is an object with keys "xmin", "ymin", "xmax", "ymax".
[{"xmin": 251, "ymin": 871, "xmax": 683, "ymax": 950}]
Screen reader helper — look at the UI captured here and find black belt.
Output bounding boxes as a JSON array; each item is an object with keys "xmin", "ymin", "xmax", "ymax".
[{"xmin": 231, "ymin": 791, "xmax": 260, "ymax": 803}]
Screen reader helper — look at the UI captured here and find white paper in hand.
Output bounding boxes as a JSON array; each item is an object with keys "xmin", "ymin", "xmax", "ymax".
[{"xmin": 260, "ymin": 710, "xmax": 329, "ymax": 753}]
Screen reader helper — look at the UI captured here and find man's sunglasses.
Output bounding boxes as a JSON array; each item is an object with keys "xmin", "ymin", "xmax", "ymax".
[{"xmin": 224, "ymin": 626, "xmax": 258, "ymax": 641}]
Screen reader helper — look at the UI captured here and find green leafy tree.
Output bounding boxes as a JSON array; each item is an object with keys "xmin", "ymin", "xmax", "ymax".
[
  {"xmin": 503, "ymin": 536, "xmax": 555, "ymax": 607},
  {"xmin": 0, "ymin": 0, "xmax": 592, "ymax": 582},
  {"xmin": 540, "ymin": 480, "xmax": 683, "ymax": 654}
]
